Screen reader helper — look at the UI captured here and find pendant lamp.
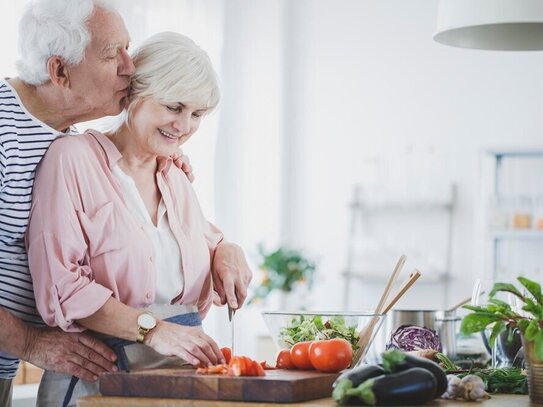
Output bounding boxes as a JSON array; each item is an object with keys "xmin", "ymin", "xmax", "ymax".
[{"xmin": 433, "ymin": 0, "xmax": 543, "ymax": 51}]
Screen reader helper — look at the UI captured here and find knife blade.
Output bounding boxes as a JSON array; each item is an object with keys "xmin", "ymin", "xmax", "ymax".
[{"xmin": 228, "ymin": 305, "xmax": 236, "ymax": 356}]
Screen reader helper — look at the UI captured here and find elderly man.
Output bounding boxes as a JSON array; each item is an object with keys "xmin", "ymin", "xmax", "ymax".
[{"xmin": 0, "ymin": 0, "xmax": 251, "ymax": 404}]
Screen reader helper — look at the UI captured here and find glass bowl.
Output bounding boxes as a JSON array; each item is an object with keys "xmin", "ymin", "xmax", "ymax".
[{"xmin": 261, "ymin": 310, "xmax": 386, "ymax": 367}]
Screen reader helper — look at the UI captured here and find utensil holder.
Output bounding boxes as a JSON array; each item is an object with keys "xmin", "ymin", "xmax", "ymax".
[{"xmin": 522, "ymin": 336, "xmax": 543, "ymax": 404}]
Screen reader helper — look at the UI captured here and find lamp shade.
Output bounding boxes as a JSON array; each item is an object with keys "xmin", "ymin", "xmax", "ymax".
[{"xmin": 433, "ymin": 0, "xmax": 543, "ymax": 51}]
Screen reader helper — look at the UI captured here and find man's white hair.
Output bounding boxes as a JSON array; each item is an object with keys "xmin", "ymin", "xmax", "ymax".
[
  {"xmin": 127, "ymin": 31, "xmax": 220, "ymax": 114},
  {"xmin": 16, "ymin": 0, "xmax": 116, "ymax": 85}
]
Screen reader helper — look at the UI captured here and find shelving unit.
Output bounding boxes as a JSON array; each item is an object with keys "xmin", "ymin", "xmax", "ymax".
[
  {"xmin": 489, "ymin": 230, "xmax": 543, "ymax": 241},
  {"xmin": 482, "ymin": 148, "xmax": 543, "ymax": 280},
  {"xmin": 342, "ymin": 184, "xmax": 457, "ymax": 309}
]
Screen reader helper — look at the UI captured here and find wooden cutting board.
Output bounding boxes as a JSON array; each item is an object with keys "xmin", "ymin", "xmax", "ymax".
[{"xmin": 99, "ymin": 368, "xmax": 339, "ymax": 403}]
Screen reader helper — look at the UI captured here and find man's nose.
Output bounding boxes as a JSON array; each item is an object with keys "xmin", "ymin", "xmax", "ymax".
[{"xmin": 119, "ymin": 49, "xmax": 136, "ymax": 76}]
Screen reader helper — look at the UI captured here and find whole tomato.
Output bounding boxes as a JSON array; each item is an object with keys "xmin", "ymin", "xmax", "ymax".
[
  {"xmin": 308, "ymin": 338, "xmax": 353, "ymax": 373},
  {"xmin": 290, "ymin": 341, "xmax": 314, "ymax": 370},
  {"xmin": 275, "ymin": 349, "xmax": 295, "ymax": 369}
]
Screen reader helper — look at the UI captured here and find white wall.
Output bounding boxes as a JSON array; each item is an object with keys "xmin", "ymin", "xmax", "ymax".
[
  {"xmin": 218, "ymin": 0, "xmax": 543, "ymax": 321},
  {"xmin": 277, "ymin": 0, "xmax": 543, "ymax": 310}
]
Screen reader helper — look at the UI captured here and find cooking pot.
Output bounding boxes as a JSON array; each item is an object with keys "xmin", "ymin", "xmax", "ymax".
[{"xmin": 387, "ymin": 309, "xmax": 460, "ymax": 359}]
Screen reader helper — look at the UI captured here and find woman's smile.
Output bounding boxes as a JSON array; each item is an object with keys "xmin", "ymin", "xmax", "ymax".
[{"xmin": 158, "ymin": 128, "xmax": 179, "ymax": 143}]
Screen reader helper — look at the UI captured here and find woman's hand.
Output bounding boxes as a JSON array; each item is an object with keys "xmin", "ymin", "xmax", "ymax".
[
  {"xmin": 212, "ymin": 242, "xmax": 253, "ymax": 309},
  {"xmin": 145, "ymin": 321, "xmax": 225, "ymax": 367}
]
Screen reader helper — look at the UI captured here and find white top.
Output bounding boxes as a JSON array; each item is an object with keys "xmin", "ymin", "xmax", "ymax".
[{"xmin": 112, "ymin": 165, "xmax": 184, "ymax": 304}]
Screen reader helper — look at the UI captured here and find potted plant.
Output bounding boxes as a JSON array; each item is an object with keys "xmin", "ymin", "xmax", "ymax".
[
  {"xmin": 460, "ymin": 276, "xmax": 543, "ymax": 403},
  {"xmin": 248, "ymin": 245, "xmax": 316, "ymax": 307}
]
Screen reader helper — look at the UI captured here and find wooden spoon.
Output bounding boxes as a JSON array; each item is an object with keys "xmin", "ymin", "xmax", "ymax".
[{"xmin": 351, "ymin": 255, "xmax": 406, "ymax": 365}]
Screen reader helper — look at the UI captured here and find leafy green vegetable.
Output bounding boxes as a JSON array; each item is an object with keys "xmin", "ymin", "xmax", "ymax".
[
  {"xmin": 435, "ymin": 352, "xmax": 459, "ymax": 371},
  {"xmin": 456, "ymin": 368, "xmax": 528, "ymax": 394},
  {"xmin": 278, "ymin": 315, "xmax": 360, "ymax": 350}
]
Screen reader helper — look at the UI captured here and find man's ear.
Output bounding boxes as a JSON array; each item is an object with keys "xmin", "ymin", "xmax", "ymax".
[{"xmin": 47, "ymin": 56, "xmax": 70, "ymax": 87}]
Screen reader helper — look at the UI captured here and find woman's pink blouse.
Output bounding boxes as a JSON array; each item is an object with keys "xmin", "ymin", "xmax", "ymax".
[{"xmin": 26, "ymin": 130, "xmax": 223, "ymax": 332}]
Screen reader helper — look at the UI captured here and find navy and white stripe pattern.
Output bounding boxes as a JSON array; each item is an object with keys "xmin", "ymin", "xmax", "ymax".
[{"xmin": 0, "ymin": 79, "xmax": 65, "ymax": 378}]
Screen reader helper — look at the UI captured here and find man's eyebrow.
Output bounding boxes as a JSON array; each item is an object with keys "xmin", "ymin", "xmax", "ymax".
[{"xmin": 102, "ymin": 43, "xmax": 122, "ymax": 53}]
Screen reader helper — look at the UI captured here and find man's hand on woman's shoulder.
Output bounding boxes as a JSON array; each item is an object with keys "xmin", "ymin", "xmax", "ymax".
[{"xmin": 171, "ymin": 150, "xmax": 194, "ymax": 182}]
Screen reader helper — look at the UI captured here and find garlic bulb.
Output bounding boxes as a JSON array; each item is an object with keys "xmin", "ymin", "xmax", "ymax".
[
  {"xmin": 461, "ymin": 374, "xmax": 490, "ymax": 401},
  {"xmin": 441, "ymin": 374, "xmax": 463, "ymax": 399}
]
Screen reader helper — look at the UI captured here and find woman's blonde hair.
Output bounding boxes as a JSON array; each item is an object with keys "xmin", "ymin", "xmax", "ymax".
[{"xmin": 127, "ymin": 31, "xmax": 220, "ymax": 115}]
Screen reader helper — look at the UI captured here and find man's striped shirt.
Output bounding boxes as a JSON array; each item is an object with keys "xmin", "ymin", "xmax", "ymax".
[{"xmin": 0, "ymin": 79, "xmax": 66, "ymax": 378}]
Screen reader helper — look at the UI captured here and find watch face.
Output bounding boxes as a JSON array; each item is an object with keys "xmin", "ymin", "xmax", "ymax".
[{"xmin": 138, "ymin": 313, "xmax": 156, "ymax": 330}]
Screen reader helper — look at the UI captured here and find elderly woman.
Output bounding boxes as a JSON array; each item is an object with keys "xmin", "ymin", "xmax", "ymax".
[{"xmin": 26, "ymin": 32, "xmax": 231, "ymax": 406}]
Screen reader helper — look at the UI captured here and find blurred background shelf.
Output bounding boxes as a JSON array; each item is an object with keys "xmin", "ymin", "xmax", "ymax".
[
  {"xmin": 342, "ymin": 184, "xmax": 457, "ymax": 310},
  {"xmin": 342, "ymin": 269, "xmax": 448, "ymax": 284},
  {"xmin": 482, "ymin": 148, "xmax": 543, "ymax": 281},
  {"xmin": 354, "ymin": 201, "xmax": 454, "ymax": 212},
  {"xmin": 489, "ymin": 230, "xmax": 543, "ymax": 241}
]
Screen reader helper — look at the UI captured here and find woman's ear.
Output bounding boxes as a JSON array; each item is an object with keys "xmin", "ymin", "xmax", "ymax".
[{"xmin": 47, "ymin": 56, "xmax": 70, "ymax": 87}]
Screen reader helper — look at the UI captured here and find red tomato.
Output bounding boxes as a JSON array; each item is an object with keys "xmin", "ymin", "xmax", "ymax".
[
  {"xmin": 275, "ymin": 349, "xmax": 295, "ymax": 369},
  {"xmin": 308, "ymin": 338, "xmax": 353, "ymax": 373},
  {"xmin": 221, "ymin": 347, "xmax": 232, "ymax": 364},
  {"xmin": 290, "ymin": 341, "xmax": 315, "ymax": 370}
]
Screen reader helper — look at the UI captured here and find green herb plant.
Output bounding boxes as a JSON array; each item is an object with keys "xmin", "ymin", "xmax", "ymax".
[
  {"xmin": 460, "ymin": 276, "xmax": 543, "ymax": 361},
  {"xmin": 248, "ymin": 245, "xmax": 316, "ymax": 305},
  {"xmin": 456, "ymin": 368, "xmax": 528, "ymax": 394}
]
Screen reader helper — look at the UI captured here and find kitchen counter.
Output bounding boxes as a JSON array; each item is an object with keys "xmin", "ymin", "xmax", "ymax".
[{"xmin": 77, "ymin": 394, "xmax": 536, "ymax": 406}]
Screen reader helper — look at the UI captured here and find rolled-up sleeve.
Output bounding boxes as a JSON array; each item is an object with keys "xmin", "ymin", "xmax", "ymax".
[
  {"xmin": 196, "ymin": 221, "xmax": 224, "ymax": 318},
  {"xmin": 205, "ymin": 221, "xmax": 224, "ymax": 258},
  {"xmin": 26, "ymin": 141, "xmax": 112, "ymax": 332}
]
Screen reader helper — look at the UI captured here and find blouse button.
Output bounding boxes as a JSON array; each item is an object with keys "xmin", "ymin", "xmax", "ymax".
[{"xmin": 149, "ymin": 256, "xmax": 153, "ymax": 263}]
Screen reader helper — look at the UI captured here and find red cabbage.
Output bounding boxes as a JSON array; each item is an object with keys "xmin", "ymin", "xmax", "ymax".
[{"xmin": 386, "ymin": 324, "xmax": 442, "ymax": 352}]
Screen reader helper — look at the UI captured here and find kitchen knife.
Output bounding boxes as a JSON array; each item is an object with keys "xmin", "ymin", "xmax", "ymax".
[{"xmin": 228, "ymin": 305, "xmax": 236, "ymax": 356}]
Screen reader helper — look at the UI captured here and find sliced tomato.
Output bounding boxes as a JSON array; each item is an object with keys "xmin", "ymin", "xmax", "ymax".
[
  {"xmin": 221, "ymin": 347, "xmax": 232, "ymax": 364},
  {"xmin": 253, "ymin": 360, "xmax": 266, "ymax": 376},
  {"xmin": 227, "ymin": 355, "xmax": 267, "ymax": 377},
  {"xmin": 246, "ymin": 359, "xmax": 258, "ymax": 376},
  {"xmin": 243, "ymin": 356, "xmax": 254, "ymax": 374},
  {"xmin": 228, "ymin": 356, "xmax": 244, "ymax": 376},
  {"xmin": 260, "ymin": 360, "xmax": 275, "ymax": 370}
]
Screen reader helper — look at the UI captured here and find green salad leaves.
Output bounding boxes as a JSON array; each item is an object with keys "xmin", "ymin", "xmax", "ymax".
[{"xmin": 278, "ymin": 315, "xmax": 360, "ymax": 350}]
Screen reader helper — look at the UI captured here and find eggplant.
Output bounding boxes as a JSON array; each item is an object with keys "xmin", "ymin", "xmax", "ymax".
[
  {"xmin": 333, "ymin": 365, "xmax": 386, "ymax": 388},
  {"xmin": 333, "ymin": 367, "xmax": 437, "ymax": 406},
  {"xmin": 332, "ymin": 365, "xmax": 386, "ymax": 405},
  {"xmin": 381, "ymin": 349, "xmax": 447, "ymax": 398}
]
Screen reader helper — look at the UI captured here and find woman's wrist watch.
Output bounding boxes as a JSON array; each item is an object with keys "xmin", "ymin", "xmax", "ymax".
[{"xmin": 136, "ymin": 311, "xmax": 157, "ymax": 343}]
